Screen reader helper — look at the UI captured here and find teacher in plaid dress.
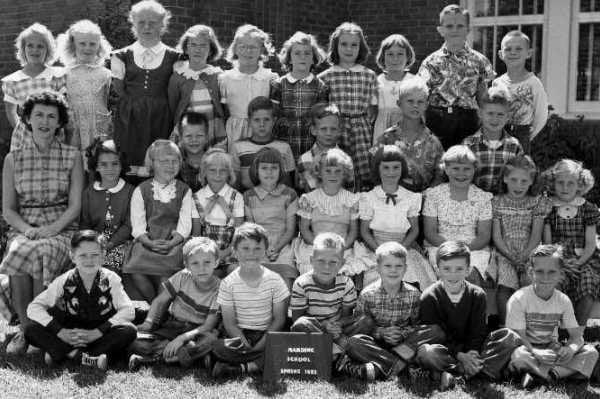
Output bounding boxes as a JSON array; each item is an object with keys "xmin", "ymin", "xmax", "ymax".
[{"xmin": 0, "ymin": 91, "xmax": 83, "ymax": 354}]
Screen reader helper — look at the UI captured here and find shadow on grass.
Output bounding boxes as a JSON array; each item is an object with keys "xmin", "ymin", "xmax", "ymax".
[
  {"xmin": 248, "ymin": 376, "xmax": 289, "ymax": 397},
  {"xmin": 397, "ymin": 368, "xmax": 436, "ymax": 397},
  {"xmin": 462, "ymin": 377, "xmax": 506, "ymax": 399},
  {"xmin": 71, "ymin": 367, "xmax": 107, "ymax": 387},
  {"xmin": 149, "ymin": 362, "xmax": 195, "ymax": 381},
  {"xmin": 330, "ymin": 374, "xmax": 369, "ymax": 395},
  {"xmin": 564, "ymin": 380, "xmax": 600, "ymax": 399}
]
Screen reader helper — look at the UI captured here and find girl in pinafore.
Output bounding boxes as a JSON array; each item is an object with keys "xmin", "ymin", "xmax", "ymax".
[
  {"xmin": 243, "ymin": 148, "xmax": 298, "ymax": 287},
  {"xmin": 489, "ymin": 155, "xmax": 550, "ymax": 324},
  {"xmin": 124, "ymin": 140, "xmax": 197, "ymax": 302},
  {"xmin": 111, "ymin": 0, "xmax": 181, "ymax": 168},
  {"xmin": 168, "ymin": 24, "xmax": 226, "ymax": 147},
  {"xmin": 219, "ymin": 24, "xmax": 277, "ymax": 150},
  {"xmin": 543, "ymin": 159, "xmax": 600, "ymax": 325},
  {"xmin": 2, "ymin": 23, "xmax": 65, "ymax": 151},
  {"xmin": 270, "ymin": 31, "xmax": 328, "ymax": 160},
  {"xmin": 57, "ymin": 20, "xmax": 112, "ymax": 154},
  {"xmin": 193, "ymin": 148, "xmax": 244, "ymax": 267},
  {"xmin": 81, "ymin": 138, "xmax": 135, "ymax": 274},
  {"xmin": 293, "ymin": 148, "xmax": 367, "ymax": 287},
  {"xmin": 356, "ymin": 145, "xmax": 436, "ymax": 290},
  {"xmin": 318, "ymin": 22, "xmax": 378, "ymax": 191},
  {"xmin": 372, "ymin": 34, "xmax": 416, "ymax": 144}
]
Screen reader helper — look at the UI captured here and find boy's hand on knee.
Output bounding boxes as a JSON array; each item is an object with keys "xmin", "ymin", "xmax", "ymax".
[
  {"xmin": 555, "ymin": 346, "xmax": 575, "ymax": 364},
  {"xmin": 531, "ymin": 348, "xmax": 558, "ymax": 364},
  {"xmin": 382, "ymin": 327, "xmax": 403, "ymax": 346},
  {"xmin": 74, "ymin": 329, "xmax": 103, "ymax": 344},
  {"xmin": 57, "ymin": 328, "xmax": 81, "ymax": 346},
  {"xmin": 457, "ymin": 351, "xmax": 483, "ymax": 377},
  {"xmin": 163, "ymin": 336, "xmax": 186, "ymax": 360},
  {"xmin": 138, "ymin": 321, "xmax": 155, "ymax": 332}
]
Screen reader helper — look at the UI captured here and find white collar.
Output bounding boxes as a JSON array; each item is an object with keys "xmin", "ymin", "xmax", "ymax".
[
  {"xmin": 173, "ymin": 60, "xmax": 221, "ymax": 80},
  {"xmin": 2, "ymin": 66, "xmax": 60, "ymax": 82},
  {"xmin": 132, "ymin": 41, "xmax": 166, "ymax": 55},
  {"xmin": 284, "ymin": 73, "xmax": 315, "ymax": 84},
  {"xmin": 69, "ymin": 63, "xmax": 104, "ymax": 70},
  {"xmin": 331, "ymin": 64, "xmax": 366, "ymax": 73},
  {"xmin": 553, "ymin": 196, "xmax": 585, "ymax": 207},
  {"xmin": 227, "ymin": 65, "xmax": 273, "ymax": 80},
  {"xmin": 93, "ymin": 178, "xmax": 126, "ymax": 193},
  {"xmin": 374, "ymin": 185, "xmax": 406, "ymax": 198}
]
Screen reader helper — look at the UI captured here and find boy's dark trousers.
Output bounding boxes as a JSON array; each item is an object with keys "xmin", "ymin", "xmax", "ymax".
[
  {"xmin": 425, "ymin": 105, "xmax": 480, "ymax": 149},
  {"xmin": 212, "ymin": 329, "xmax": 265, "ymax": 367},
  {"xmin": 506, "ymin": 124, "xmax": 531, "ymax": 154},
  {"xmin": 25, "ymin": 321, "xmax": 137, "ymax": 362}
]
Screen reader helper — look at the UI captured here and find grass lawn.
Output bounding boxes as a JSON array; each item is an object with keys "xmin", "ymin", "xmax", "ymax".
[{"xmin": 1, "ymin": 341, "xmax": 600, "ymax": 399}]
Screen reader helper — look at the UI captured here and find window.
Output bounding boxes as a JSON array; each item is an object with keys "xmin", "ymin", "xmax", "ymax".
[
  {"xmin": 569, "ymin": 0, "xmax": 600, "ymax": 112},
  {"xmin": 468, "ymin": 0, "xmax": 544, "ymax": 77}
]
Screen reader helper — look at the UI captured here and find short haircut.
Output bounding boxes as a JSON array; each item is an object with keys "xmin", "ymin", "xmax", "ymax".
[
  {"xmin": 86, "ymin": 138, "xmax": 128, "ymax": 182},
  {"xmin": 439, "ymin": 4, "xmax": 470, "ymax": 26},
  {"xmin": 278, "ymin": 31, "xmax": 326, "ymax": 72},
  {"xmin": 144, "ymin": 139, "xmax": 182, "ymax": 174},
  {"xmin": 57, "ymin": 19, "xmax": 112, "ymax": 67},
  {"xmin": 15, "ymin": 23, "xmax": 56, "ymax": 67},
  {"xmin": 129, "ymin": 0, "xmax": 171, "ymax": 37},
  {"xmin": 314, "ymin": 148, "xmax": 354, "ymax": 184},
  {"xmin": 441, "ymin": 145, "xmax": 479, "ymax": 172},
  {"xmin": 232, "ymin": 222, "xmax": 269, "ymax": 249},
  {"xmin": 226, "ymin": 24, "xmax": 274, "ymax": 63},
  {"xmin": 178, "ymin": 110, "xmax": 209, "ymax": 134},
  {"xmin": 542, "ymin": 158, "xmax": 595, "ymax": 197},
  {"xmin": 177, "ymin": 24, "xmax": 223, "ymax": 62},
  {"xmin": 310, "ymin": 102, "xmax": 341, "ymax": 126},
  {"xmin": 247, "ymin": 96, "xmax": 274, "ymax": 119},
  {"xmin": 199, "ymin": 148, "xmax": 236, "ymax": 186},
  {"xmin": 397, "ymin": 77, "xmax": 429, "ymax": 101},
  {"xmin": 529, "ymin": 244, "xmax": 564, "ymax": 269},
  {"xmin": 436, "ymin": 240, "xmax": 471, "ymax": 266},
  {"xmin": 327, "ymin": 22, "xmax": 371, "ymax": 65},
  {"xmin": 370, "ymin": 145, "xmax": 408, "ymax": 184},
  {"xmin": 183, "ymin": 236, "xmax": 219, "ymax": 261},
  {"xmin": 312, "ymin": 232, "xmax": 345, "ymax": 254},
  {"xmin": 376, "ymin": 34, "xmax": 416, "ymax": 71},
  {"xmin": 501, "ymin": 30, "xmax": 531, "ymax": 48},
  {"xmin": 498, "ymin": 154, "xmax": 539, "ymax": 195},
  {"xmin": 375, "ymin": 241, "xmax": 408, "ymax": 264},
  {"xmin": 21, "ymin": 90, "xmax": 69, "ymax": 128},
  {"xmin": 478, "ymin": 85, "xmax": 511, "ymax": 108},
  {"xmin": 71, "ymin": 229, "xmax": 104, "ymax": 250},
  {"xmin": 249, "ymin": 147, "xmax": 286, "ymax": 186}
]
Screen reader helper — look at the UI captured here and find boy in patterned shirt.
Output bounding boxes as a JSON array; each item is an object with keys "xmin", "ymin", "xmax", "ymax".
[
  {"xmin": 128, "ymin": 237, "xmax": 221, "ymax": 370},
  {"xmin": 338, "ymin": 242, "xmax": 444, "ymax": 381},
  {"xmin": 462, "ymin": 85, "xmax": 523, "ymax": 194},
  {"xmin": 418, "ymin": 4, "xmax": 494, "ymax": 149},
  {"xmin": 290, "ymin": 232, "xmax": 362, "ymax": 355},
  {"xmin": 507, "ymin": 244, "xmax": 598, "ymax": 388},
  {"xmin": 493, "ymin": 30, "xmax": 548, "ymax": 154}
]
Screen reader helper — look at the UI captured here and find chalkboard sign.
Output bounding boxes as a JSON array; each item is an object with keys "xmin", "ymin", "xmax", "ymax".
[{"xmin": 263, "ymin": 332, "xmax": 333, "ymax": 382}]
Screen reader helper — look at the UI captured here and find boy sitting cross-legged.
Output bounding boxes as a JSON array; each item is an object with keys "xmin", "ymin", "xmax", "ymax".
[
  {"xmin": 25, "ymin": 230, "xmax": 136, "ymax": 370},
  {"xmin": 416, "ymin": 240, "xmax": 523, "ymax": 390},
  {"xmin": 289, "ymin": 232, "xmax": 365, "ymax": 360},
  {"xmin": 211, "ymin": 222, "xmax": 290, "ymax": 377},
  {"xmin": 338, "ymin": 242, "xmax": 445, "ymax": 381},
  {"xmin": 507, "ymin": 244, "xmax": 599, "ymax": 388},
  {"xmin": 128, "ymin": 237, "xmax": 221, "ymax": 370}
]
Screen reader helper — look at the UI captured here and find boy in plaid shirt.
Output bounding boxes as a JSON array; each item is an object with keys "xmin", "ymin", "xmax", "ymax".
[
  {"xmin": 462, "ymin": 86, "xmax": 523, "ymax": 194},
  {"xmin": 338, "ymin": 242, "xmax": 445, "ymax": 381}
]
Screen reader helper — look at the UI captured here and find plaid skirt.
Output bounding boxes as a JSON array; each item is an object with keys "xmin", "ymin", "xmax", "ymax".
[
  {"xmin": 201, "ymin": 223, "xmax": 235, "ymax": 251},
  {"xmin": 560, "ymin": 257, "xmax": 600, "ymax": 303},
  {"xmin": 340, "ymin": 115, "xmax": 372, "ymax": 190}
]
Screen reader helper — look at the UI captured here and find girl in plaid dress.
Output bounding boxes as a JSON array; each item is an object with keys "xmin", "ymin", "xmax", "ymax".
[
  {"xmin": 542, "ymin": 159, "xmax": 600, "ymax": 325},
  {"xmin": 489, "ymin": 155, "xmax": 551, "ymax": 324},
  {"xmin": 318, "ymin": 22, "xmax": 378, "ymax": 191},
  {"xmin": 56, "ymin": 20, "xmax": 112, "ymax": 155},
  {"xmin": 219, "ymin": 24, "xmax": 277, "ymax": 150},
  {"xmin": 270, "ymin": 31, "xmax": 328, "ymax": 160},
  {"xmin": 2, "ymin": 23, "xmax": 65, "ymax": 151},
  {"xmin": 0, "ymin": 91, "xmax": 84, "ymax": 354},
  {"xmin": 193, "ymin": 149, "xmax": 244, "ymax": 269}
]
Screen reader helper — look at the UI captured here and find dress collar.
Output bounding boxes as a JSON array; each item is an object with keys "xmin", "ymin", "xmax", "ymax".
[
  {"xmin": 5, "ymin": 66, "xmax": 59, "ymax": 82},
  {"xmin": 284, "ymin": 73, "xmax": 315, "ymax": 84},
  {"xmin": 552, "ymin": 196, "xmax": 585, "ymax": 207},
  {"xmin": 374, "ymin": 185, "xmax": 405, "ymax": 198},
  {"xmin": 253, "ymin": 184, "xmax": 286, "ymax": 200},
  {"xmin": 331, "ymin": 64, "xmax": 366, "ymax": 72},
  {"xmin": 131, "ymin": 41, "xmax": 166, "ymax": 55},
  {"xmin": 441, "ymin": 43, "xmax": 470, "ymax": 56},
  {"xmin": 228, "ymin": 65, "xmax": 273, "ymax": 80},
  {"xmin": 93, "ymin": 178, "xmax": 126, "ymax": 193},
  {"xmin": 173, "ymin": 60, "xmax": 221, "ymax": 80}
]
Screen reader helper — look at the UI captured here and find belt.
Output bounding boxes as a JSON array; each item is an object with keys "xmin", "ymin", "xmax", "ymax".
[
  {"xmin": 429, "ymin": 105, "xmax": 475, "ymax": 114},
  {"xmin": 21, "ymin": 202, "xmax": 68, "ymax": 209}
]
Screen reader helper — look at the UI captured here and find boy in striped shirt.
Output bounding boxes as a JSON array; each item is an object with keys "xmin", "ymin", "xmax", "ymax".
[
  {"xmin": 211, "ymin": 223, "xmax": 289, "ymax": 377},
  {"xmin": 128, "ymin": 237, "xmax": 221, "ymax": 370},
  {"xmin": 290, "ymin": 233, "xmax": 366, "ymax": 357}
]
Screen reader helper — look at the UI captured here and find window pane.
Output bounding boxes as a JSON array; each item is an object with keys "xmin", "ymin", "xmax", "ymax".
[
  {"xmin": 498, "ymin": 0, "xmax": 519, "ymax": 15},
  {"xmin": 472, "ymin": 26, "xmax": 495, "ymax": 69},
  {"xmin": 576, "ymin": 23, "xmax": 600, "ymax": 101},
  {"xmin": 520, "ymin": 25, "xmax": 544, "ymax": 75},
  {"xmin": 580, "ymin": 0, "xmax": 599, "ymax": 12},
  {"xmin": 523, "ymin": 0, "xmax": 544, "ymax": 14},
  {"xmin": 474, "ymin": 0, "xmax": 495, "ymax": 17}
]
